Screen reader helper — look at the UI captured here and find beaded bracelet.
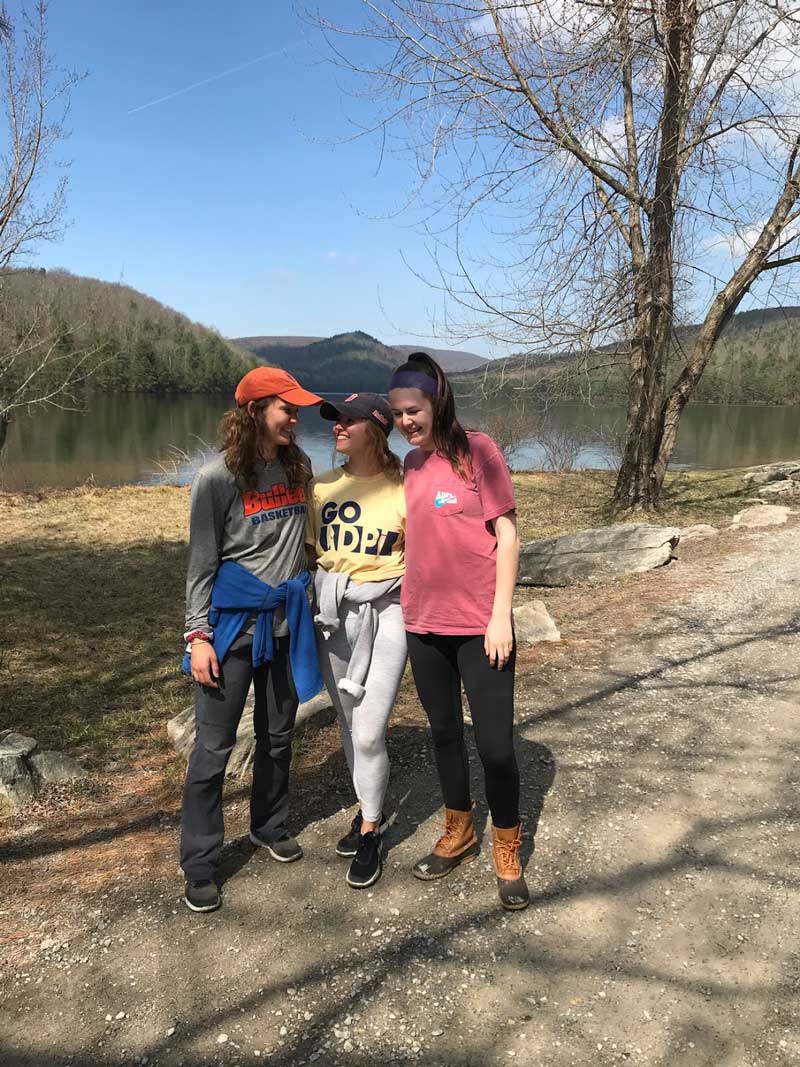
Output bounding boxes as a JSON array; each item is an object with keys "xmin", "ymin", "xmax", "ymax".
[{"xmin": 186, "ymin": 631, "xmax": 212, "ymax": 645}]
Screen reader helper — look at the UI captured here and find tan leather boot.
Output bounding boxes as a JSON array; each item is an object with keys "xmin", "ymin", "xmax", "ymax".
[
  {"xmin": 412, "ymin": 805, "xmax": 480, "ymax": 881},
  {"xmin": 492, "ymin": 823, "xmax": 529, "ymax": 910}
]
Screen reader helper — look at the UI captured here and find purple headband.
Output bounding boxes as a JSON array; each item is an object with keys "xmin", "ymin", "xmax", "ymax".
[{"xmin": 388, "ymin": 369, "xmax": 438, "ymax": 396}]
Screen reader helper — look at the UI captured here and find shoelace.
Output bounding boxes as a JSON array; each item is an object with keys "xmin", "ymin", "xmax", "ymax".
[
  {"xmin": 437, "ymin": 822, "xmax": 464, "ymax": 849},
  {"xmin": 494, "ymin": 837, "xmax": 521, "ymax": 874}
]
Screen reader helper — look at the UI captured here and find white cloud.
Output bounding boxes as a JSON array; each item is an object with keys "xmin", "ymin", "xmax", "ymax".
[{"xmin": 709, "ymin": 215, "xmax": 800, "ymax": 260}]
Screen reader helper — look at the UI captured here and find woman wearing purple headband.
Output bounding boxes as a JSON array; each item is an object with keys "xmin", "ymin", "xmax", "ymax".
[{"xmin": 388, "ymin": 353, "xmax": 529, "ymax": 911}]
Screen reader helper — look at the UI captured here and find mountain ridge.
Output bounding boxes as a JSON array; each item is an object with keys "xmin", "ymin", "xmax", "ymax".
[{"xmin": 450, "ymin": 306, "xmax": 800, "ymax": 405}]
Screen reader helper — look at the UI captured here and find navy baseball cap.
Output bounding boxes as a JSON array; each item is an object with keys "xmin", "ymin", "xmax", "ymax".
[{"xmin": 319, "ymin": 392, "xmax": 393, "ymax": 437}]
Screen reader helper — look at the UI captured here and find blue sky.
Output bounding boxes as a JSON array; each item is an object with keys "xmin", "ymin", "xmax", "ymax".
[
  {"xmin": 14, "ymin": 1, "xmax": 798, "ymax": 359},
  {"xmin": 23, "ymin": 0, "xmax": 501, "ymax": 355}
]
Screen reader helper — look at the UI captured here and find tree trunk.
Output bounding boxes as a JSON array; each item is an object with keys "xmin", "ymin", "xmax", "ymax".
[
  {"xmin": 612, "ymin": 0, "xmax": 697, "ymax": 511},
  {"xmin": 612, "ymin": 333, "xmax": 670, "ymax": 509},
  {"xmin": 0, "ymin": 412, "xmax": 8, "ymax": 454}
]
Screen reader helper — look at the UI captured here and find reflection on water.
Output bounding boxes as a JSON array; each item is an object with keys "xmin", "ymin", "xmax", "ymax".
[{"xmin": 1, "ymin": 393, "xmax": 797, "ymax": 491}]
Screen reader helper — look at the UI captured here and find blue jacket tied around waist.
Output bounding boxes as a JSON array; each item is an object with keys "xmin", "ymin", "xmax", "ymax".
[{"xmin": 182, "ymin": 562, "xmax": 323, "ymax": 704}]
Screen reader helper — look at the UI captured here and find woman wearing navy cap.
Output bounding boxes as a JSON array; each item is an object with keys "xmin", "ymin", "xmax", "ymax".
[{"xmin": 307, "ymin": 393, "xmax": 407, "ymax": 889}]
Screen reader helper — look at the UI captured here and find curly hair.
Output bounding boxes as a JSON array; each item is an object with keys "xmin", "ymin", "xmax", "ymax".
[{"xmin": 217, "ymin": 397, "xmax": 311, "ymax": 490}]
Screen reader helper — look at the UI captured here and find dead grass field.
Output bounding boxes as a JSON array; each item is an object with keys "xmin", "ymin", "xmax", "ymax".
[{"xmin": 0, "ymin": 469, "xmax": 752, "ymax": 770}]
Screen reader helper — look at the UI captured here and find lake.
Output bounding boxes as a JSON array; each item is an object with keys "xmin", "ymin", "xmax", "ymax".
[{"xmin": 1, "ymin": 393, "xmax": 798, "ymax": 491}]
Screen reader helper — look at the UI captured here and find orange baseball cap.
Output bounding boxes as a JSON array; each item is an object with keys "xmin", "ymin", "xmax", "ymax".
[{"xmin": 234, "ymin": 366, "xmax": 323, "ymax": 407}]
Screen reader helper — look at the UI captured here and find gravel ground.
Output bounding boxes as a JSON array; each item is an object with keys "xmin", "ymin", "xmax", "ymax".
[{"xmin": 2, "ymin": 519, "xmax": 799, "ymax": 1067}]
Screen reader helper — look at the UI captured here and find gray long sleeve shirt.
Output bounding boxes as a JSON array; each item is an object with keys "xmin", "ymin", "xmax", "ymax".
[{"xmin": 184, "ymin": 452, "xmax": 310, "ymax": 638}]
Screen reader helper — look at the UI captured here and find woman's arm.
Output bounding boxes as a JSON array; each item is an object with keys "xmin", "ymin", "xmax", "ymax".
[
  {"xmin": 185, "ymin": 468, "xmax": 230, "ymax": 688},
  {"xmin": 484, "ymin": 510, "xmax": 519, "ymax": 669}
]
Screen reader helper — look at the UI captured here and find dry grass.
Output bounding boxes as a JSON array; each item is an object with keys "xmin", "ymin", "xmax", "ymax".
[
  {"xmin": 512, "ymin": 467, "xmax": 750, "ymax": 539},
  {"xmin": 0, "ymin": 470, "xmax": 753, "ymax": 775},
  {"xmin": 0, "ymin": 485, "xmax": 192, "ymax": 767}
]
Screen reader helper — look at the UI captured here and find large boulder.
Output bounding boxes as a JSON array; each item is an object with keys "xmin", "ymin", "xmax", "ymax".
[
  {"xmin": 731, "ymin": 504, "xmax": 792, "ymax": 528},
  {"xmin": 742, "ymin": 461, "xmax": 800, "ymax": 487},
  {"xmin": 758, "ymin": 480, "xmax": 800, "ymax": 500},
  {"xmin": 518, "ymin": 524, "xmax": 680, "ymax": 587},
  {"xmin": 513, "ymin": 601, "xmax": 561, "ymax": 644},
  {"xmin": 168, "ymin": 689, "xmax": 334, "ymax": 778}
]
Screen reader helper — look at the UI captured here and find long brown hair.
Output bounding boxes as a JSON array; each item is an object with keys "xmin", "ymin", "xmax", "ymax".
[
  {"xmin": 395, "ymin": 352, "xmax": 471, "ymax": 478},
  {"xmin": 218, "ymin": 397, "xmax": 311, "ymax": 490},
  {"xmin": 363, "ymin": 421, "xmax": 402, "ymax": 480},
  {"xmin": 333, "ymin": 420, "xmax": 402, "ymax": 480}
]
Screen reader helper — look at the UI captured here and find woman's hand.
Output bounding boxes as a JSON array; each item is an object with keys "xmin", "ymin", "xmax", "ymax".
[
  {"xmin": 484, "ymin": 612, "xmax": 513, "ymax": 670},
  {"xmin": 190, "ymin": 642, "xmax": 220, "ymax": 688}
]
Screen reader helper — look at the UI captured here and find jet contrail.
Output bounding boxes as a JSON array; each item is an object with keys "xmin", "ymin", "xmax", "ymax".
[{"xmin": 128, "ymin": 43, "xmax": 300, "ymax": 115}]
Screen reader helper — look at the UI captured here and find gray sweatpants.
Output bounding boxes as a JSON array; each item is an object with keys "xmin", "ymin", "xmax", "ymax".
[{"xmin": 317, "ymin": 590, "xmax": 407, "ymax": 823}]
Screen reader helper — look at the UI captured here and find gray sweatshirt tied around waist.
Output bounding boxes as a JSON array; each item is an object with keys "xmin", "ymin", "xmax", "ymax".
[{"xmin": 313, "ymin": 568, "xmax": 402, "ymax": 701}]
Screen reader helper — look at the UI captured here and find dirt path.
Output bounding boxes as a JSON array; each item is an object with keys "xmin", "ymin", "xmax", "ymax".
[{"xmin": 2, "ymin": 519, "xmax": 800, "ymax": 1067}]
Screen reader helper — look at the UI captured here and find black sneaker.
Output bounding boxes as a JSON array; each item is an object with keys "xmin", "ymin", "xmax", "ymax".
[
  {"xmin": 346, "ymin": 831, "xmax": 384, "ymax": 889},
  {"xmin": 183, "ymin": 879, "xmax": 221, "ymax": 913},
  {"xmin": 249, "ymin": 828, "xmax": 303, "ymax": 862},
  {"xmin": 336, "ymin": 811, "xmax": 389, "ymax": 858}
]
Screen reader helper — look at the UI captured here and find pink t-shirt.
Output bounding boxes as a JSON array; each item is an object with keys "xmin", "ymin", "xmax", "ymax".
[{"xmin": 401, "ymin": 431, "xmax": 516, "ymax": 635}]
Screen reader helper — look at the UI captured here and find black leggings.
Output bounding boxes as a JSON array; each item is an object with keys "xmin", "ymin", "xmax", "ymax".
[{"xmin": 405, "ymin": 632, "xmax": 520, "ymax": 829}]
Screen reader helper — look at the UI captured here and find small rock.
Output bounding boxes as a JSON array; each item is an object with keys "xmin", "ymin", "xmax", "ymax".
[
  {"xmin": 431, "ymin": 1028, "xmax": 444, "ymax": 1037},
  {"xmin": 513, "ymin": 602, "xmax": 560, "ymax": 645},
  {"xmin": 0, "ymin": 732, "xmax": 37, "ymax": 758},
  {"xmin": 0, "ymin": 754, "xmax": 36, "ymax": 811},
  {"xmin": 29, "ymin": 750, "xmax": 88, "ymax": 785},
  {"xmin": 731, "ymin": 504, "xmax": 792, "ymax": 528},
  {"xmin": 217, "ymin": 1033, "xmax": 229, "ymax": 1044},
  {"xmin": 680, "ymin": 523, "xmax": 718, "ymax": 542}
]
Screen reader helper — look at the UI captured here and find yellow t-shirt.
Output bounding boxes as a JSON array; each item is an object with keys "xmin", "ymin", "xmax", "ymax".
[{"xmin": 307, "ymin": 467, "xmax": 405, "ymax": 582}]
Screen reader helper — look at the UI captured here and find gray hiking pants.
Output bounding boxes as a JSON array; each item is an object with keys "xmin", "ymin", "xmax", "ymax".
[
  {"xmin": 317, "ymin": 590, "xmax": 407, "ymax": 823},
  {"xmin": 180, "ymin": 634, "xmax": 298, "ymax": 881}
]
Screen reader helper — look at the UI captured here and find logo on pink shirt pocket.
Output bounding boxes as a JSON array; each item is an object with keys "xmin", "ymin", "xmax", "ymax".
[{"xmin": 434, "ymin": 490, "xmax": 459, "ymax": 507}]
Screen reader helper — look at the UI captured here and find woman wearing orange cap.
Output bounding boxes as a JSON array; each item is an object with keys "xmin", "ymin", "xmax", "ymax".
[{"xmin": 180, "ymin": 367, "xmax": 324, "ymax": 914}]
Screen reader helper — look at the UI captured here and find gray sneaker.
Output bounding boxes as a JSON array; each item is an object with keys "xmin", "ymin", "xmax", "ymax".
[
  {"xmin": 183, "ymin": 879, "xmax": 221, "ymax": 913},
  {"xmin": 249, "ymin": 828, "xmax": 303, "ymax": 863}
]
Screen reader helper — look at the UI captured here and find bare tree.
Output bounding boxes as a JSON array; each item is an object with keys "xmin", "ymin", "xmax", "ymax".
[
  {"xmin": 0, "ymin": 1, "xmax": 85, "ymax": 451},
  {"xmin": 306, "ymin": 1, "xmax": 800, "ymax": 509}
]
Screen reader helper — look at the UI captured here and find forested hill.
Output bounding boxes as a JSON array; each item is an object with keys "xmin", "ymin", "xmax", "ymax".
[
  {"xmin": 451, "ymin": 306, "xmax": 800, "ymax": 404},
  {"xmin": 233, "ymin": 331, "xmax": 400, "ymax": 393},
  {"xmin": 233, "ymin": 334, "xmax": 488, "ymax": 384},
  {"xmin": 2, "ymin": 269, "xmax": 256, "ymax": 393}
]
